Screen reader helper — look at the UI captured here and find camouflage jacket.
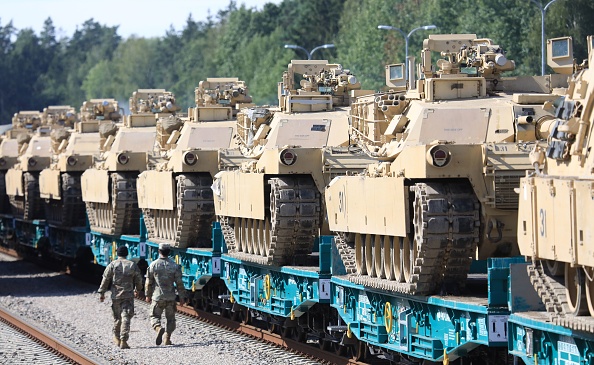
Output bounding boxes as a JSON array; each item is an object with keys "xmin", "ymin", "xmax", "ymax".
[
  {"xmin": 98, "ymin": 258, "xmax": 143, "ymax": 300},
  {"xmin": 145, "ymin": 257, "xmax": 187, "ymax": 302}
]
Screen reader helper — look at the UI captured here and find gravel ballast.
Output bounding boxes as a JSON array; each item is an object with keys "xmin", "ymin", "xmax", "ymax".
[{"xmin": 0, "ymin": 253, "xmax": 320, "ymax": 365}]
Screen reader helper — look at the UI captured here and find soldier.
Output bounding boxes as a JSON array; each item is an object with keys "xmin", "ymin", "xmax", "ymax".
[
  {"xmin": 145, "ymin": 243, "xmax": 187, "ymax": 346},
  {"xmin": 98, "ymin": 246, "xmax": 143, "ymax": 349}
]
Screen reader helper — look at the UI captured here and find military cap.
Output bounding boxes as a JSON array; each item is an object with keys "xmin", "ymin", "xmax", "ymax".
[{"xmin": 116, "ymin": 246, "xmax": 129, "ymax": 257}]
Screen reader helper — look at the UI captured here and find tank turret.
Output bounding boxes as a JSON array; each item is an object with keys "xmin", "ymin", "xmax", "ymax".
[{"xmin": 325, "ymin": 34, "xmax": 567, "ymax": 295}]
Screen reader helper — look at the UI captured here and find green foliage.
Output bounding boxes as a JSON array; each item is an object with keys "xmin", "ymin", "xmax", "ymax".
[{"xmin": 1, "ymin": 0, "xmax": 594, "ymax": 121}]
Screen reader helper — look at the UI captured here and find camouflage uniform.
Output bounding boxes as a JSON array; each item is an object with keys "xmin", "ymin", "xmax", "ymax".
[
  {"xmin": 98, "ymin": 258, "xmax": 143, "ymax": 342},
  {"xmin": 145, "ymin": 256, "xmax": 187, "ymax": 335}
]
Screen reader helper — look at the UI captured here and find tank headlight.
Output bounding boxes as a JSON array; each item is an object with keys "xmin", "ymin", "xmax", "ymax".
[
  {"xmin": 183, "ymin": 152, "xmax": 197, "ymax": 166},
  {"xmin": 28, "ymin": 158, "xmax": 37, "ymax": 167},
  {"xmin": 427, "ymin": 146, "xmax": 451, "ymax": 167},
  {"xmin": 279, "ymin": 149, "xmax": 297, "ymax": 166},
  {"xmin": 0, "ymin": 158, "xmax": 5, "ymax": 166},
  {"xmin": 117, "ymin": 153, "xmax": 129, "ymax": 165},
  {"xmin": 67, "ymin": 156, "xmax": 77, "ymax": 166}
]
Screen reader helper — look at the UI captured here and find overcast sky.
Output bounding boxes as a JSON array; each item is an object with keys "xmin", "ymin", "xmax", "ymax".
[{"xmin": 1, "ymin": 0, "xmax": 280, "ymax": 38}]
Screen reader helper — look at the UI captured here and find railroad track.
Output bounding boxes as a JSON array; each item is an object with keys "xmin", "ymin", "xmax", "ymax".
[
  {"xmin": 0, "ymin": 306, "xmax": 99, "ymax": 365},
  {"xmin": 1, "ymin": 248, "xmax": 375, "ymax": 365},
  {"xmin": 172, "ymin": 302, "xmax": 373, "ymax": 365}
]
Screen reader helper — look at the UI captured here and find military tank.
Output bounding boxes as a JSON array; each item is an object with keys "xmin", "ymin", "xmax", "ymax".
[
  {"xmin": 0, "ymin": 111, "xmax": 43, "ymax": 214},
  {"xmin": 518, "ymin": 36, "xmax": 594, "ymax": 329},
  {"xmin": 81, "ymin": 90, "xmax": 178, "ymax": 236},
  {"xmin": 39, "ymin": 100, "xmax": 121, "ymax": 227},
  {"xmin": 5, "ymin": 109, "xmax": 59, "ymax": 220},
  {"xmin": 325, "ymin": 34, "xmax": 567, "ymax": 295},
  {"xmin": 213, "ymin": 60, "xmax": 376, "ymax": 266},
  {"xmin": 137, "ymin": 78, "xmax": 253, "ymax": 248}
]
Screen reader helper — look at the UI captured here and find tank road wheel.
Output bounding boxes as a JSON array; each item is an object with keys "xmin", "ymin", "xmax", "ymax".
[
  {"xmin": 355, "ymin": 233, "xmax": 366, "ymax": 275},
  {"xmin": 262, "ymin": 217, "xmax": 272, "ymax": 257},
  {"xmin": 383, "ymin": 236, "xmax": 402, "ymax": 282},
  {"xmin": 374, "ymin": 235, "xmax": 385, "ymax": 279},
  {"xmin": 545, "ymin": 260, "xmax": 564, "ymax": 276},
  {"xmin": 565, "ymin": 263, "xmax": 588, "ymax": 315},
  {"xmin": 585, "ymin": 267, "xmax": 594, "ymax": 317},
  {"xmin": 254, "ymin": 219, "xmax": 263, "ymax": 256},
  {"xmin": 401, "ymin": 235, "xmax": 415, "ymax": 283},
  {"xmin": 364, "ymin": 234, "xmax": 376, "ymax": 277}
]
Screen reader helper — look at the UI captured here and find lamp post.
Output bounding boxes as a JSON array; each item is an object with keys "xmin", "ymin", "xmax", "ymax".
[
  {"xmin": 530, "ymin": 0, "xmax": 559, "ymax": 76},
  {"xmin": 377, "ymin": 24, "xmax": 437, "ymax": 82},
  {"xmin": 284, "ymin": 44, "xmax": 335, "ymax": 60}
]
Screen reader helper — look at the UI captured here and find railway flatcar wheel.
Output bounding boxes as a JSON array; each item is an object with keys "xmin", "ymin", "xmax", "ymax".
[
  {"xmin": 355, "ymin": 233, "xmax": 366, "ymax": 275},
  {"xmin": 333, "ymin": 341, "xmax": 347, "ymax": 356},
  {"xmin": 240, "ymin": 306, "xmax": 251, "ymax": 325},
  {"xmin": 348, "ymin": 339, "xmax": 366, "ymax": 361},
  {"xmin": 565, "ymin": 263, "xmax": 588, "ymax": 315},
  {"xmin": 585, "ymin": 267, "xmax": 594, "ymax": 317}
]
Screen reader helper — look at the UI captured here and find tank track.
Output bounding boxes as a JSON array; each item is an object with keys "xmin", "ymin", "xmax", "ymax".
[
  {"xmin": 9, "ymin": 172, "xmax": 44, "ymax": 220},
  {"xmin": 342, "ymin": 182, "xmax": 479, "ymax": 295},
  {"xmin": 85, "ymin": 172, "xmax": 140, "ymax": 236},
  {"xmin": 220, "ymin": 176, "xmax": 320, "ymax": 266},
  {"xmin": 143, "ymin": 173, "xmax": 214, "ymax": 248},
  {"xmin": 44, "ymin": 172, "xmax": 87, "ymax": 227},
  {"xmin": 527, "ymin": 261, "xmax": 594, "ymax": 332}
]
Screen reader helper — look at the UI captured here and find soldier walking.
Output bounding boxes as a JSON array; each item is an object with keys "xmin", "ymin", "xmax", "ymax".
[
  {"xmin": 98, "ymin": 246, "xmax": 143, "ymax": 349},
  {"xmin": 145, "ymin": 243, "xmax": 187, "ymax": 346}
]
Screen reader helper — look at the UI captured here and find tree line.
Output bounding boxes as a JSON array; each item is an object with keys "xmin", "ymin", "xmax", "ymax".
[{"xmin": 1, "ymin": 0, "xmax": 593, "ymax": 123}]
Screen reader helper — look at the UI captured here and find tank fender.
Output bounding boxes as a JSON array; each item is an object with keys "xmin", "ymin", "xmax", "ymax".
[
  {"xmin": 137, "ymin": 170, "xmax": 175, "ymax": 209},
  {"xmin": 39, "ymin": 168, "xmax": 61, "ymax": 199},
  {"xmin": 213, "ymin": 170, "xmax": 265, "ymax": 219},
  {"xmin": 326, "ymin": 175, "xmax": 408, "ymax": 236},
  {"xmin": 5, "ymin": 168, "xmax": 24, "ymax": 196},
  {"xmin": 81, "ymin": 169, "xmax": 110, "ymax": 203}
]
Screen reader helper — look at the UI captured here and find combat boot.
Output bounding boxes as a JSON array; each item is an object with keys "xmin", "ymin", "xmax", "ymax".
[
  {"xmin": 113, "ymin": 336, "xmax": 120, "ymax": 347},
  {"xmin": 163, "ymin": 332, "xmax": 172, "ymax": 346},
  {"xmin": 120, "ymin": 340, "xmax": 130, "ymax": 349},
  {"xmin": 155, "ymin": 326, "xmax": 165, "ymax": 345}
]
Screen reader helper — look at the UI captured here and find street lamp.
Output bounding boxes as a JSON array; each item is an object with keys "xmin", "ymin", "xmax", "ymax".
[
  {"xmin": 284, "ymin": 44, "xmax": 335, "ymax": 60},
  {"xmin": 378, "ymin": 24, "xmax": 437, "ymax": 82},
  {"xmin": 530, "ymin": 0, "xmax": 559, "ymax": 76}
]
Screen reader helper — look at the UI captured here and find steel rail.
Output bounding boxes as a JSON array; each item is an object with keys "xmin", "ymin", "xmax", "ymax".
[
  {"xmin": 174, "ymin": 303, "xmax": 371, "ymax": 365},
  {"xmin": 0, "ymin": 306, "xmax": 98, "ymax": 365}
]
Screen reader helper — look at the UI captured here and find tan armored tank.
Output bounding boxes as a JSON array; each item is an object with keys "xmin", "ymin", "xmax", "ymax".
[
  {"xmin": 0, "ymin": 112, "xmax": 43, "ymax": 214},
  {"xmin": 213, "ymin": 60, "xmax": 376, "ymax": 265},
  {"xmin": 518, "ymin": 36, "xmax": 594, "ymax": 329},
  {"xmin": 81, "ymin": 90, "xmax": 178, "ymax": 236},
  {"xmin": 325, "ymin": 34, "xmax": 567, "ymax": 295},
  {"xmin": 138, "ymin": 78, "xmax": 254, "ymax": 248},
  {"xmin": 5, "ymin": 110, "xmax": 58, "ymax": 220},
  {"xmin": 39, "ymin": 100, "xmax": 121, "ymax": 227}
]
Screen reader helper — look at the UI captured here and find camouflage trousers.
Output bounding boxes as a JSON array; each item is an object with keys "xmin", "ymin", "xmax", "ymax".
[
  {"xmin": 150, "ymin": 300, "xmax": 177, "ymax": 334},
  {"xmin": 112, "ymin": 298, "xmax": 135, "ymax": 341}
]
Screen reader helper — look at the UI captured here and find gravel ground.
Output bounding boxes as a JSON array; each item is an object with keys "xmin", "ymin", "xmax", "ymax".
[{"xmin": 0, "ymin": 253, "xmax": 320, "ymax": 365}]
